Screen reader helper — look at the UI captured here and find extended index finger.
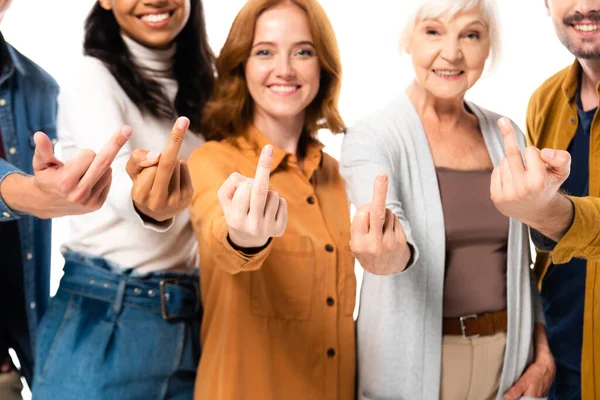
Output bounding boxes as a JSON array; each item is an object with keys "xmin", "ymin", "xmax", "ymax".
[
  {"xmin": 154, "ymin": 117, "xmax": 189, "ymax": 190},
  {"xmin": 79, "ymin": 125, "xmax": 132, "ymax": 188},
  {"xmin": 249, "ymin": 145, "xmax": 273, "ymax": 216}
]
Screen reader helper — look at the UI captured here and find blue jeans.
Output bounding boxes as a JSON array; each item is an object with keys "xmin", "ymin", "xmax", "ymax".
[{"xmin": 32, "ymin": 251, "xmax": 201, "ymax": 400}]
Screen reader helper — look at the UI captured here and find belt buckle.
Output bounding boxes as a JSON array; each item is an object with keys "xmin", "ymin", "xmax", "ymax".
[
  {"xmin": 159, "ymin": 278, "xmax": 179, "ymax": 321},
  {"xmin": 459, "ymin": 314, "xmax": 480, "ymax": 339}
]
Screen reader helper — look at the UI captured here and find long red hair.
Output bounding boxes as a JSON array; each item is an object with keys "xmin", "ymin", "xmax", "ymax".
[{"xmin": 201, "ymin": 0, "xmax": 345, "ymax": 145}]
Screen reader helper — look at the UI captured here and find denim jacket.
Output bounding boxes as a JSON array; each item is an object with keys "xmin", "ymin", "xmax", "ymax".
[{"xmin": 0, "ymin": 38, "xmax": 58, "ymax": 383}]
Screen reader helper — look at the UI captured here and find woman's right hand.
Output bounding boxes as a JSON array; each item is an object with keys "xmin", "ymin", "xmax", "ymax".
[
  {"xmin": 217, "ymin": 144, "xmax": 288, "ymax": 249},
  {"xmin": 350, "ymin": 174, "xmax": 411, "ymax": 275},
  {"xmin": 126, "ymin": 117, "xmax": 193, "ymax": 223}
]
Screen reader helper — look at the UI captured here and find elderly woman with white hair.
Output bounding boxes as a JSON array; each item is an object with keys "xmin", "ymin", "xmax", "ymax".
[{"xmin": 341, "ymin": 0, "xmax": 555, "ymax": 399}]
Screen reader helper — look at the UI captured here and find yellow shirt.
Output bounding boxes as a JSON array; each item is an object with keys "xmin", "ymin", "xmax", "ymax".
[
  {"xmin": 188, "ymin": 127, "xmax": 356, "ymax": 400},
  {"xmin": 527, "ymin": 60, "xmax": 600, "ymax": 399}
]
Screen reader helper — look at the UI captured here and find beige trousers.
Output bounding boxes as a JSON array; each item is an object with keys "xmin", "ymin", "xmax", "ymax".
[
  {"xmin": 440, "ymin": 331, "xmax": 507, "ymax": 400},
  {"xmin": 0, "ymin": 370, "xmax": 23, "ymax": 400}
]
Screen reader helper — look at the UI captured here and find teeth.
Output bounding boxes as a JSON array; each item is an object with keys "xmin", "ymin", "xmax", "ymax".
[
  {"xmin": 270, "ymin": 86, "xmax": 298, "ymax": 93},
  {"xmin": 575, "ymin": 24, "xmax": 600, "ymax": 32},
  {"xmin": 434, "ymin": 70, "xmax": 462, "ymax": 77},
  {"xmin": 141, "ymin": 12, "xmax": 170, "ymax": 23}
]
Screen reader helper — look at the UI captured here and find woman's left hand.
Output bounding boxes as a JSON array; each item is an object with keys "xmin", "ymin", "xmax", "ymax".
[{"xmin": 504, "ymin": 324, "xmax": 555, "ymax": 399}]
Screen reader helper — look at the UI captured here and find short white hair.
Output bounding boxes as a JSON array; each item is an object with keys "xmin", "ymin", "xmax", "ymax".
[{"xmin": 399, "ymin": 0, "xmax": 502, "ymax": 70}]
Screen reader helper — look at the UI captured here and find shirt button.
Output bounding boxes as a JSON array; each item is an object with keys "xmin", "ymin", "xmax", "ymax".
[
  {"xmin": 327, "ymin": 348, "xmax": 336, "ymax": 358},
  {"xmin": 8, "ymin": 147, "xmax": 16, "ymax": 155},
  {"xmin": 29, "ymin": 302, "xmax": 36, "ymax": 310},
  {"xmin": 26, "ymin": 252, "xmax": 33, "ymax": 260},
  {"xmin": 51, "ymin": 138, "xmax": 58, "ymax": 145},
  {"xmin": 307, "ymin": 196, "xmax": 315, "ymax": 205},
  {"xmin": 325, "ymin": 244, "xmax": 334, "ymax": 253},
  {"xmin": 326, "ymin": 297, "xmax": 335, "ymax": 306},
  {"xmin": 571, "ymin": 118, "xmax": 576, "ymax": 124},
  {"xmin": 3, "ymin": 212, "xmax": 10, "ymax": 218},
  {"xmin": 0, "ymin": 98, "xmax": 6, "ymax": 107}
]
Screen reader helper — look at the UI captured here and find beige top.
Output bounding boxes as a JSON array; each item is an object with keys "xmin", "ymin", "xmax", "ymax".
[{"xmin": 436, "ymin": 167, "xmax": 509, "ymax": 318}]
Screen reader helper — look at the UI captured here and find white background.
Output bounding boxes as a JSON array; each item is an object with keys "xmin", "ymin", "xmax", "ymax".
[{"xmin": 1, "ymin": 0, "xmax": 574, "ymax": 397}]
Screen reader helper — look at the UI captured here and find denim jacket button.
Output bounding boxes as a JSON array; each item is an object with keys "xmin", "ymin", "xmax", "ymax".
[
  {"xmin": 0, "ymin": 99, "xmax": 6, "ymax": 107},
  {"xmin": 3, "ymin": 212, "xmax": 10, "ymax": 218},
  {"xmin": 26, "ymin": 252, "xmax": 33, "ymax": 260},
  {"xmin": 29, "ymin": 302, "xmax": 36, "ymax": 310},
  {"xmin": 8, "ymin": 147, "xmax": 16, "ymax": 155}
]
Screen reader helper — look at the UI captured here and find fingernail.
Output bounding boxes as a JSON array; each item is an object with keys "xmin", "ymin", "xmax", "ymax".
[
  {"xmin": 263, "ymin": 145, "xmax": 273, "ymax": 157},
  {"xmin": 146, "ymin": 151, "xmax": 160, "ymax": 161},
  {"xmin": 377, "ymin": 174, "xmax": 388, "ymax": 183},
  {"xmin": 498, "ymin": 117, "xmax": 508, "ymax": 128},
  {"xmin": 121, "ymin": 125, "xmax": 133, "ymax": 138},
  {"xmin": 246, "ymin": 178, "xmax": 254, "ymax": 184},
  {"xmin": 177, "ymin": 117, "xmax": 189, "ymax": 130},
  {"xmin": 541, "ymin": 149, "xmax": 555, "ymax": 159}
]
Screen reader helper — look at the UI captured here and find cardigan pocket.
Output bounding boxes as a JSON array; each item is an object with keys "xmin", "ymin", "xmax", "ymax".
[{"xmin": 251, "ymin": 234, "xmax": 316, "ymax": 320}]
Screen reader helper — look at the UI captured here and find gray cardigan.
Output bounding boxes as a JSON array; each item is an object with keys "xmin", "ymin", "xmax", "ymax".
[{"xmin": 340, "ymin": 93, "xmax": 545, "ymax": 400}]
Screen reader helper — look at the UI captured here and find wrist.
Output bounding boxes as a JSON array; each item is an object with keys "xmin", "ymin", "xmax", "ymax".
[
  {"xmin": 228, "ymin": 227, "xmax": 269, "ymax": 249},
  {"xmin": 527, "ymin": 194, "xmax": 574, "ymax": 241},
  {"xmin": 1, "ymin": 173, "xmax": 37, "ymax": 215}
]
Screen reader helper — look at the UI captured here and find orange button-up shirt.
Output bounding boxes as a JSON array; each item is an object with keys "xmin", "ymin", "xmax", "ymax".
[{"xmin": 188, "ymin": 127, "xmax": 356, "ymax": 400}]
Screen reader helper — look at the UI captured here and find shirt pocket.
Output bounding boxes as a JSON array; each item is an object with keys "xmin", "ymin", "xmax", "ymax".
[{"xmin": 251, "ymin": 233, "xmax": 316, "ymax": 320}]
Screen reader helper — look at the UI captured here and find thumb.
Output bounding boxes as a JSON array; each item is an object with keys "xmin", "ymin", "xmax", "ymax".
[
  {"xmin": 32, "ymin": 132, "xmax": 60, "ymax": 171},
  {"xmin": 504, "ymin": 374, "xmax": 529, "ymax": 400},
  {"xmin": 125, "ymin": 149, "xmax": 160, "ymax": 179},
  {"xmin": 540, "ymin": 148, "xmax": 571, "ymax": 182}
]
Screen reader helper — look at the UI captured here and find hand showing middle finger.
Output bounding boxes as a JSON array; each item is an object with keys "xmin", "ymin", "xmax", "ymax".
[{"xmin": 129, "ymin": 117, "xmax": 192, "ymax": 222}]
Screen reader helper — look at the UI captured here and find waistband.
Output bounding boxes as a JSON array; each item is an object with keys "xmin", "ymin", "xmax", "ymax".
[
  {"xmin": 59, "ymin": 251, "xmax": 201, "ymax": 321},
  {"xmin": 442, "ymin": 309, "xmax": 508, "ymax": 339}
]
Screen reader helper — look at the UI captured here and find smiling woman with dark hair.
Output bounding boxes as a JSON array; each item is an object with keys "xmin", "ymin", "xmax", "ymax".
[{"xmin": 31, "ymin": 1, "xmax": 214, "ymax": 398}]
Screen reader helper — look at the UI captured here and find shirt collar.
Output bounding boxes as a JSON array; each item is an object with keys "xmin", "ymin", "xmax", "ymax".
[
  {"xmin": 235, "ymin": 125, "xmax": 324, "ymax": 179},
  {"xmin": 562, "ymin": 58, "xmax": 600, "ymax": 102},
  {"xmin": 0, "ymin": 32, "xmax": 26, "ymax": 86},
  {"xmin": 562, "ymin": 59, "xmax": 581, "ymax": 101}
]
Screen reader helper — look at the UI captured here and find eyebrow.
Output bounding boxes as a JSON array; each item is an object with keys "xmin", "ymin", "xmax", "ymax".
[
  {"xmin": 465, "ymin": 20, "xmax": 486, "ymax": 28},
  {"xmin": 252, "ymin": 40, "xmax": 315, "ymax": 48},
  {"xmin": 423, "ymin": 18, "xmax": 487, "ymax": 29}
]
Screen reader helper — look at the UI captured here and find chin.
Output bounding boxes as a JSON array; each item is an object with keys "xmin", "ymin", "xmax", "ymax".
[{"xmin": 427, "ymin": 90, "xmax": 465, "ymax": 101}]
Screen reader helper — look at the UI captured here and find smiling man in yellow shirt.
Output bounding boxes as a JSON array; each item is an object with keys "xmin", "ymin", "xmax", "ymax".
[{"xmin": 493, "ymin": 1, "xmax": 600, "ymax": 399}]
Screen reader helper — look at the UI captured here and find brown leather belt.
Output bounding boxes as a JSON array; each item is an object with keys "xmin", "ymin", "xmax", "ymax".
[{"xmin": 442, "ymin": 309, "xmax": 508, "ymax": 338}]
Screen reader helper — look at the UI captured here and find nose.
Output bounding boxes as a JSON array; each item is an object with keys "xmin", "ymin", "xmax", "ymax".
[
  {"xmin": 440, "ymin": 36, "xmax": 463, "ymax": 63},
  {"xmin": 578, "ymin": 0, "xmax": 600, "ymax": 15},
  {"xmin": 274, "ymin": 54, "xmax": 296, "ymax": 79},
  {"xmin": 143, "ymin": 0, "xmax": 169, "ymax": 7}
]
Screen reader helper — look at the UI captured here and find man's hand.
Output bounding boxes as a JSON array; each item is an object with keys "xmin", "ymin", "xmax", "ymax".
[
  {"xmin": 126, "ymin": 117, "xmax": 194, "ymax": 223},
  {"xmin": 217, "ymin": 144, "xmax": 288, "ymax": 249},
  {"xmin": 1, "ymin": 126, "xmax": 131, "ymax": 219},
  {"xmin": 350, "ymin": 174, "xmax": 411, "ymax": 275},
  {"xmin": 491, "ymin": 117, "xmax": 574, "ymax": 241}
]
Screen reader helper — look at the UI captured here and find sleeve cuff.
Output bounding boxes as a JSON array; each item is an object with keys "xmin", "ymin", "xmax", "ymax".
[
  {"xmin": 0, "ymin": 170, "xmax": 30, "ymax": 220},
  {"xmin": 211, "ymin": 220, "xmax": 272, "ymax": 273},
  {"xmin": 531, "ymin": 229, "xmax": 558, "ymax": 252},
  {"xmin": 131, "ymin": 201, "xmax": 174, "ymax": 232},
  {"xmin": 552, "ymin": 196, "xmax": 598, "ymax": 264}
]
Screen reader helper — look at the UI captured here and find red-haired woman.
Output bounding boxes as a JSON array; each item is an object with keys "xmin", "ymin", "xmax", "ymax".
[{"xmin": 188, "ymin": 1, "xmax": 355, "ymax": 399}]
